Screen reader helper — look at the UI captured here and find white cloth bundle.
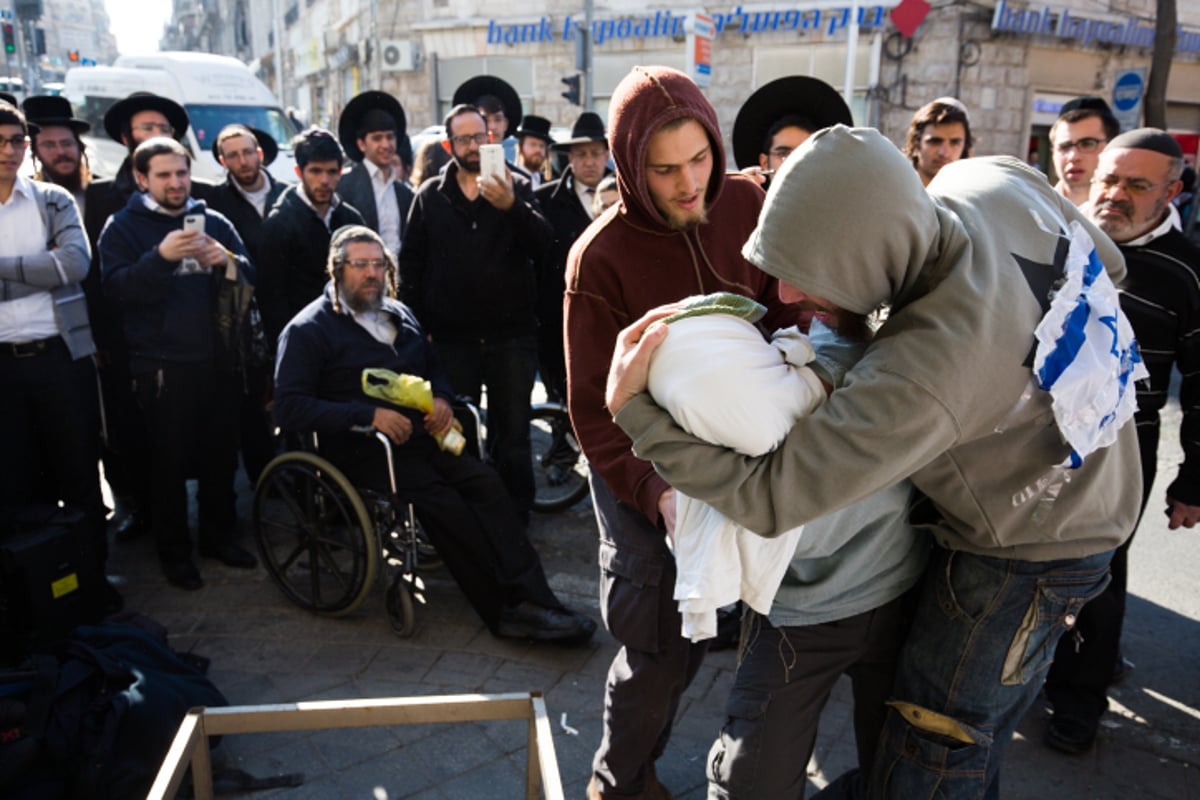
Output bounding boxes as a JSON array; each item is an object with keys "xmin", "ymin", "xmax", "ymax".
[{"xmin": 646, "ymin": 314, "xmax": 827, "ymax": 641}]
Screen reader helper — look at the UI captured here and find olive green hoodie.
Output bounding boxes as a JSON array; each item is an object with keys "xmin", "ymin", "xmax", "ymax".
[{"xmin": 616, "ymin": 126, "xmax": 1141, "ymax": 560}]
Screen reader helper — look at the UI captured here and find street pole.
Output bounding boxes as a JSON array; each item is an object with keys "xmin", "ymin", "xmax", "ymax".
[
  {"xmin": 583, "ymin": 0, "xmax": 593, "ymax": 110},
  {"xmin": 370, "ymin": 0, "xmax": 381, "ymax": 89},
  {"xmin": 843, "ymin": 0, "xmax": 859, "ymax": 114},
  {"xmin": 273, "ymin": 0, "xmax": 287, "ymax": 105}
]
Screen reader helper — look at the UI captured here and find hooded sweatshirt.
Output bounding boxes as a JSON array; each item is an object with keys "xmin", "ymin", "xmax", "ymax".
[
  {"xmin": 564, "ymin": 66, "xmax": 801, "ymax": 524},
  {"xmin": 616, "ymin": 126, "xmax": 1142, "ymax": 561}
]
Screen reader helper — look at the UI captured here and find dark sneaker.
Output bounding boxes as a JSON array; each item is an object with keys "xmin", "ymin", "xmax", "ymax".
[
  {"xmin": 199, "ymin": 542, "xmax": 258, "ymax": 569},
  {"xmin": 162, "ymin": 559, "xmax": 204, "ymax": 591},
  {"xmin": 495, "ymin": 602, "xmax": 596, "ymax": 643},
  {"xmin": 1045, "ymin": 710, "xmax": 1100, "ymax": 754}
]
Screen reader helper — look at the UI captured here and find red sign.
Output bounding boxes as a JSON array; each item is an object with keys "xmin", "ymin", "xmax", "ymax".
[{"xmin": 891, "ymin": 0, "xmax": 931, "ymax": 38}]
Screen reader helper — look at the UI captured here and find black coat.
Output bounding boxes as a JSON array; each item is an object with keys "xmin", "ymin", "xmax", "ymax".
[
  {"xmin": 335, "ymin": 161, "xmax": 414, "ymax": 248},
  {"xmin": 206, "ymin": 172, "xmax": 289, "ymax": 269},
  {"xmin": 397, "ymin": 161, "xmax": 551, "ymax": 341},
  {"xmin": 257, "ymin": 186, "xmax": 364, "ymax": 344}
]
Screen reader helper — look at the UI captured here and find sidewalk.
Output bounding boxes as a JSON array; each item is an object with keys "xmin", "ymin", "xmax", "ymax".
[{"xmin": 108, "ymin": 485, "xmax": 1199, "ymax": 799}]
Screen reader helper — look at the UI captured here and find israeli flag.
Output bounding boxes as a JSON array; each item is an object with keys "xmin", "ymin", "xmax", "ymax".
[{"xmin": 1033, "ymin": 221, "xmax": 1148, "ymax": 468}]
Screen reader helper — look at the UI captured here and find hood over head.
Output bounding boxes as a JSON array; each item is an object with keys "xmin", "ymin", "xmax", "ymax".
[
  {"xmin": 608, "ymin": 66, "xmax": 726, "ymax": 229},
  {"xmin": 742, "ymin": 125, "xmax": 945, "ymax": 315}
]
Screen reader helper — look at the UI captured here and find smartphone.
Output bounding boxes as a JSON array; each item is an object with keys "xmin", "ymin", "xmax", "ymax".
[
  {"xmin": 479, "ymin": 144, "xmax": 506, "ymax": 182},
  {"xmin": 182, "ymin": 213, "xmax": 205, "ymax": 235}
]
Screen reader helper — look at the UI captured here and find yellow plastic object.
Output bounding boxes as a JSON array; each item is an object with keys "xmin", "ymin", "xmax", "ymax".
[{"xmin": 361, "ymin": 369, "xmax": 465, "ymax": 455}]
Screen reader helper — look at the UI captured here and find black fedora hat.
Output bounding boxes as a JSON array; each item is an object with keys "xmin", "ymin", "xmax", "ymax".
[
  {"xmin": 732, "ymin": 76, "xmax": 853, "ymax": 169},
  {"xmin": 452, "ymin": 75, "xmax": 522, "ymax": 140},
  {"xmin": 211, "ymin": 125, "xmax": 279, "ymax": 167},
  {"xmin": 103, "ymin": 92, "xmax": 189, "ymax": 143},
  {"xmin": 0, "ymin": 91, "xmax": 17, "ymax": 107},
  {"xmin": 22, "ymin": 95, "xmax": 90, "ymax": 135},
  {"xmin": 552, "ymin": 112, "xmax": 606, "ymax": 150},
  {"xmin": 338, "ymin": 90, "xmax": 406, "ymax": 163},
  {"xmin": 515, "ymin": 115, "xmax": 553, "ymax": 144}
]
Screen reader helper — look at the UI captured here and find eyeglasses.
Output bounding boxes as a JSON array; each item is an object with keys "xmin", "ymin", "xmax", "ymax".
[
  {"xmin": 1054, "ymin": 137, "xmax": 1105, "ymax": 154},
  {"xmin": 768, "ymin": 146, "xmax": 794, "ymax": 159},
  {"xmin": 450, "ymin": 133, "xmax": 489, "ymax": 148},
  {"xmin": 0, "ymin": 135, "xmax": 27, "ymax": 151},
  {"xmin": 1090, "ymin": 174, "xmax": 1176, "ymax": 196},
  {"xmin": 343, "ymin": 258, "xmax": 387, "ymax": 270},
  {"xmin": 133, "ymin": 122, "xmax": 175, "ymax": 136}
]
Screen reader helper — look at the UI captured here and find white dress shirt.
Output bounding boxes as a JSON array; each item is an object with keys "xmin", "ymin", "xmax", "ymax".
[
  {"xmin": 366, "ymin": 158, "xmax": 402, "ymax": 256},
  {"xmin": 0, "ymin": 176, "xmax": 58, "ymax": 342}
]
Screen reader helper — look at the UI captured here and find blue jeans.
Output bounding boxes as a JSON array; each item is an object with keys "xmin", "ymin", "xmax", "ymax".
[
  {"xmin": 434, "ymin": 335, "xmax": 537, "ymax": 515},
  {"xmin": 866, "ymin": 546, "xmax": 1112, "ymax": 800}
]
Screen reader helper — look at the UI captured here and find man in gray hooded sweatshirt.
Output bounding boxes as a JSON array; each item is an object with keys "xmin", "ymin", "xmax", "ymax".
[{"xmin": 607, "ymin": 126, "xmax": 1142, "ymax": 799}]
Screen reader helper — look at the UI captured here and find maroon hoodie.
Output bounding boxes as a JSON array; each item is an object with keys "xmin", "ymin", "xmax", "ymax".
[{"xmin": 564, "ymin": 65, "xmax": 801, "ymax": 525}]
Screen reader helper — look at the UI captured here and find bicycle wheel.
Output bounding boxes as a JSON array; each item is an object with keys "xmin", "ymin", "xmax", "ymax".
[
  {"xmin": 529, "ymin": 403, "xmax": 590, "ymax": 512},
  {"xmin": 253, "ymin": 452, "xmax": 379, "ymax": 616}
]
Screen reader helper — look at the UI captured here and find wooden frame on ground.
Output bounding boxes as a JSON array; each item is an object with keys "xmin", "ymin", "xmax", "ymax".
[{"xmin": 149, "ymin": 690, "xmax": 565, "ymax": 800}]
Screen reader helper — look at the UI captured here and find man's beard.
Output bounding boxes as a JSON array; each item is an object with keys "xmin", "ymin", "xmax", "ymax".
[
  {"xmin": 343, "ymin": 281, "xmax": 384, "ymax": 313},
  {"xmin": 232, "ymin": 167, "xmax": 262, "ymax": 190},
  {"xmin": 41, "ymin": 160, "xmax": 84, "ymax": 193},
  {"xmin": 456, "ymin": 154, "xmax": 481, "ymax": 173}
]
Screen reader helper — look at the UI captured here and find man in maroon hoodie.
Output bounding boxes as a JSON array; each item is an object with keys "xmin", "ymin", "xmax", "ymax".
[{"xmin": 565, "ymin": 66, "xmax": 803, "ymax": 799}]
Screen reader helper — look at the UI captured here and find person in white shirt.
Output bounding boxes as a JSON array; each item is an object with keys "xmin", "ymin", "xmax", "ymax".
[
  {"xmin": 0, "ymin": 101, "xmax": 111, "ymax": 604},
  {"xmin": 514, "ymin": 114, "xmax": 554, "ymax": 188},
  {"xmin": 336, "ymin": 91, "xmax": 414, "ymax": 259}
]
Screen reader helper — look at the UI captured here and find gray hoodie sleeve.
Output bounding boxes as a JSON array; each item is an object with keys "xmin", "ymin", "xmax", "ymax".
[
  {"xmin": 614, "ymin": 365, "xmax": 960, "ymax": 538},
  {"xmin": 0, "ymin": 184, "xmax": 90, "ymax": 290}
]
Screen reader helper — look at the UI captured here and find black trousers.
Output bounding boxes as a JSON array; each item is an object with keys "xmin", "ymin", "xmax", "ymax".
[
  {"xmin": 327, "ymin": 433, "xmax": 560, "ymax": 629},
  {"xmin": 708, "ymin": 598, "xmax": 912, "ymax": 800},
  {"xmin": 1044, "ymin": 424, "xmax": 1156, "ymax": 717},
  {"xmin": 590, "ymin": 473, "xmax": 709, "ymax": 798},
  {"xmin": 97, "ymin": 353, "xmax": 152, "ymax": 515},
  {"xmin": 134, "ymin": 362, "xmax": 241, "ymax": 564},
  {"xmin": 0, "ymin": 338, "xmax": 105, "ymax": 562}
]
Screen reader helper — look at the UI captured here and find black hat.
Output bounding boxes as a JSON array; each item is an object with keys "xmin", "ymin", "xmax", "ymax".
[
  {"xmin": 452, "ymin": 75, "xmax": 522, "ymax": 140},
  {"xmin": 0, "ymin": 92, "xmax": 17, "ymax": 107},
  {"xmin": 515, "ymin": 115, "xmax": 553, "ymax": 144},
  {"xmin": 552, "ymin": 112, "xmax": 607, "ymax": 150},
  {"xmin": 211, "ymin": 125, "xmax": 279, "ymax": 167},
  {"xmin": 338, "ymin": 90, "xmax": 406, "ymax": 163},
  {"xmin": 103, "ymin": 92, "xmax": 189, "ymax": 143},
  {"xmin": 731, "ymin": 76, "xmax": 853, "ymax": 169},
  {"xmin": 22, "ymin": 95, "xmax": 90, "ymax": 135},
  {"xmin": 1058, "ymin": 95, "xmax": 1115, "ymax": 119}
]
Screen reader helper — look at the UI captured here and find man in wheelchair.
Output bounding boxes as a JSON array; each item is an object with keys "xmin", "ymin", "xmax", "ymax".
[{"xmin": 273, "ymin": 225, "xmax": 596, "ymax": 643}]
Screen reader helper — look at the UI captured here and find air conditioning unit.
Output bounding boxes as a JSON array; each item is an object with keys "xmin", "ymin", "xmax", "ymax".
[{"xmin": 381, "ymin": 39, "xmax": 418, "ymax": 72}]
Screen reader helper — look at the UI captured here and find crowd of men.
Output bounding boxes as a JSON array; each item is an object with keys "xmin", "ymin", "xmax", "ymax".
[{"xmin": 2, "ymin": 67, "xmax": 1198, "ymax": 799}]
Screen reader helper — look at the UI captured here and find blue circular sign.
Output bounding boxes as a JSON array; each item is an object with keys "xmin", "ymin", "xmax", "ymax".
[{"xmin": 1112, "ymin": 71, "xmax": 1144, "ymax": 113}]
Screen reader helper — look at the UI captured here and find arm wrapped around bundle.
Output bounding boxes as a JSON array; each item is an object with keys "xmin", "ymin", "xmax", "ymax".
[{"xmin": 362, "ymin": 368, "xmax": 467, "ymax": 454}]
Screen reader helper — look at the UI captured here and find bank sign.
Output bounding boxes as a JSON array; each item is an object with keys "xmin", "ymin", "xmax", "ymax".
[
  {"xmin": 992, "ymin": 0, "xmax": 1200, "ymax": 55},
  {"xmin": 487, "ymin": 4, "xmax": 896, "ymax": 46}
]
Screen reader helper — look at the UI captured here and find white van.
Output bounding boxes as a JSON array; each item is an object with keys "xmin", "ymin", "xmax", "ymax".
[{"xmin": 63, "ymin": 52, "xmax": 297, "ymax": 184}]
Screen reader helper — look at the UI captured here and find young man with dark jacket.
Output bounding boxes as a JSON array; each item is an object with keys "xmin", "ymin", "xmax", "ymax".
[
  {"xmin": 398, "ymin": 105, "xmax": 552, "ymax": 521},
  {"xmin": 100, "ymin": 137, "xmax": 258, "ymax": 591},
  {"xmin": 258, "ymin": 127, "xmax": 364, "ymax": 343},
  {"xmin": 563, "ymin": 66, "xmax": 804, "ymax": 800}
]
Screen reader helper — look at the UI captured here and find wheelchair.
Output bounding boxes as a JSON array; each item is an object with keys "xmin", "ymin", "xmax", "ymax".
[
  {"xmin": 252, "ymin": 400, "xmax": 588, "ymax": 637},
  {"xmin": 252, "ymin": 430, "xmax": 439, "ymax": 638}
]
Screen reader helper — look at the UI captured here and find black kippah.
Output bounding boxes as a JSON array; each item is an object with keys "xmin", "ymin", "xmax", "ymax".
[
  {"xmin": 1059, "ymin": 95, "xmax": 1113, "ymax": 118},
  {"xmin": 1108, "ymin": 128, "xmax": 1183, "ymax": 158}
]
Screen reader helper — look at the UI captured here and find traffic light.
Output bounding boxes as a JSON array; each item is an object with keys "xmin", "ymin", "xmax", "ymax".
[
  {"xmin": 561, "ymin": 74, "xmax": 581, "ymax": 106},
  {"xmin": 67, "ymin": 50, "xmax": 79, "ymax": 63},
  {"xmin": 2, "ymin": 24, "xmax": 14, "ymax": 55}
]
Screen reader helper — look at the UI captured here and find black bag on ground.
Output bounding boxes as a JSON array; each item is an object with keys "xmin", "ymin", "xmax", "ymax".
[
  {"xmin": 0, "ymin": 614, "xmax": 228, "ymax": 800},
  {"xmin": 0, "ymin": 505, "xmax": 106, "ymax": 665}
]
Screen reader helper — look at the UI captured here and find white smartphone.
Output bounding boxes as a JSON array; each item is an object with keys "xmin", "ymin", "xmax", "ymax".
[
  {"xmin": 479, "ymin": 144, "xmax": 505, "ymax": 182},
  {"xmin": 182, "ymin": 213, "xmax": 205, "ymax": 235}
]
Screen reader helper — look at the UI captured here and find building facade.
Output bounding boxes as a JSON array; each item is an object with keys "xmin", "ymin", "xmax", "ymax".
[{"xmin": 165, "ymin": 0, "xmax": 1200, "ymax": 170}]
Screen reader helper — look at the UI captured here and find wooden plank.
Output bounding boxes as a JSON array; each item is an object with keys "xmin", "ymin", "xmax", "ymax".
[
  {"xmin": 531, "ymin": 694, "xmax": 565, "ymax": 800},
  {"xmin": 146, "ymin": 709, "xmax": 209, "ymax": 800}
]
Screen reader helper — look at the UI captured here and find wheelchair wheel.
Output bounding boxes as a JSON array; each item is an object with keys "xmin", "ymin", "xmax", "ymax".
[
  {"xmin": 529, "ymin": 403, "xmax": 589, "ymax": 512},
  {"xmin": 385, "ymin": 572, "xmax": 417, "ymax": 638},
  {"xmin": 254, "ymin": 452, "xmax": 379, "ymax": 616}
]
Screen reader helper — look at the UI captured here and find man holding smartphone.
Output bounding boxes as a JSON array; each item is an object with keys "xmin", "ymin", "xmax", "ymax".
[
  {"xmin": 100, "ymin": 137, "xmax": 258, "ymax": 591},
  {"xmin": 398, "ymin": 104, "xmax": 551, "ymax": 522}
]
